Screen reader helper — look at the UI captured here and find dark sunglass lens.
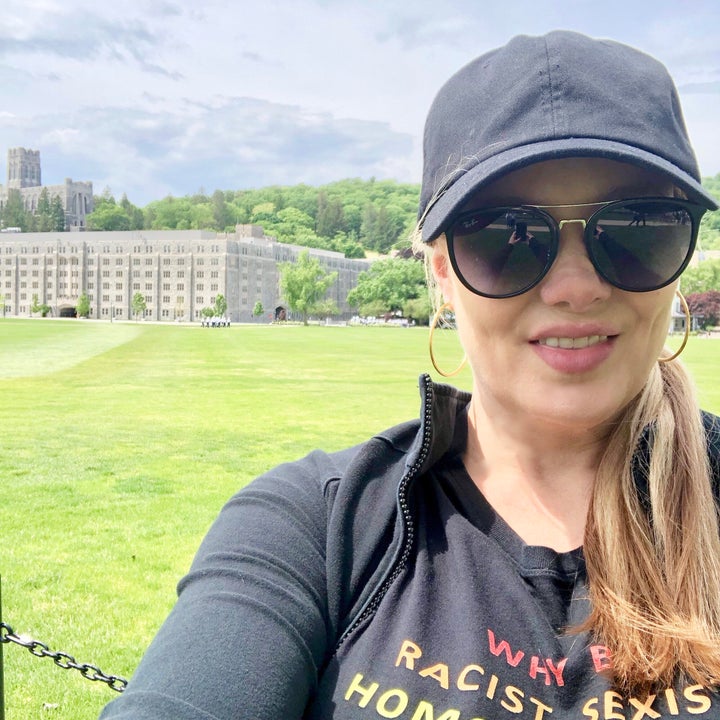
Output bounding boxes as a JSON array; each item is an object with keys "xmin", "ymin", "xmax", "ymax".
[
  {"xmin": 587, "ymin": 201, "xmax": 695, "ymax": 291},
  {"xmin": 450, "ymin": 209, "xmax": 554, "ymax": 297}
]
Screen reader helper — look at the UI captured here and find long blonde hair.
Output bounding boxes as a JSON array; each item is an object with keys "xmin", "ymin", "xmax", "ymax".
[
  {"xmin": 413, "ymin": 227, "xmax": 720, "ymax": 693},
  {"xmin": 584, "ymin": 358, "xmax": 720, "ymax": 693}
]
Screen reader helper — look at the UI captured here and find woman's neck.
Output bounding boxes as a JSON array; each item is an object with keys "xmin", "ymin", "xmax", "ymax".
[{"xmin": 462, "ymin": 399, "xmax": 607, "ymax": 552}]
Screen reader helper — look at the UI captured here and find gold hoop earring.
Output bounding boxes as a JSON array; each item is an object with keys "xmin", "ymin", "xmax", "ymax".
[
  {"xmin": 429, "ymin": 302, "xmax": 468, "ymax": 377},
  {"xmin": 659, "ymin": 290, "xmax": 690, "ymax": 363}
]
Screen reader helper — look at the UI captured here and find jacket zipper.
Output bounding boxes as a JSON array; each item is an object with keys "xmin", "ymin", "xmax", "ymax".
[{"xmin": 334, "ymin": 375, "xmax": 435, "ymax": 649}]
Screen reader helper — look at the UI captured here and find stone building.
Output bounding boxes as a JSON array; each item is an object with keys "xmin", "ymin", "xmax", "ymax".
[
  {"xmin": 0, "ymin": 225, "xmax": 369, "ymax": 322},
  {"xmin": 0, "ymin": 147, "xmax": 94, "ymax": 229}
]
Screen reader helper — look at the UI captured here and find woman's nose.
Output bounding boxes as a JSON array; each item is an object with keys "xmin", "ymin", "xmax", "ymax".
[{"xmin": 538, "ymin": 221, "xmax": 612, "ymax": 311}]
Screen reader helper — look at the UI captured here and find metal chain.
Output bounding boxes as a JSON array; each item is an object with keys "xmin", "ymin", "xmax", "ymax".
[{"xmin": 0, "ymin": 622, "xmax": 127, "ymax": 693}]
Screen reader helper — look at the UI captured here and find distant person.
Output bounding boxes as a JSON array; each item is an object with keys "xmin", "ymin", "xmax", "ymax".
[{"xmin": 100, "ymin": 31, "xmax": 720, "ymax": 719}]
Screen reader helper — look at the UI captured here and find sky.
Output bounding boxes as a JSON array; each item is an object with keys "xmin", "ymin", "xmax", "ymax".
[{"xmin": 1, "ymin": 0, "xmax": 719, "ymax": 207}]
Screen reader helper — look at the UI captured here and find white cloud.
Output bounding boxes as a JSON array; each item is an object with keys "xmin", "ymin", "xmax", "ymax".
[{"xmin": 0, "ymin": 0, "xmax": 718, "ymax": 205}]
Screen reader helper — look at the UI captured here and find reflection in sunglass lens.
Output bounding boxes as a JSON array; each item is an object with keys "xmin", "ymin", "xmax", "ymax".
[
  {"xmin": 450, "ymin": 209, "xmax": 555, "ymax": 297},
  {"xmin": 587, "ymin": 201, "xmax": 695, "ymax": 291}
]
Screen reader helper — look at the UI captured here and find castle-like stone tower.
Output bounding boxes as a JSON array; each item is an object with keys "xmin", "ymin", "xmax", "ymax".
[
  {"xmin": 0, "ymin": 147, "xmax": 93, "ymax": 229},
  {"xmin": 7, "ymin": 147, "xmax": 42, "ymax": 188}
]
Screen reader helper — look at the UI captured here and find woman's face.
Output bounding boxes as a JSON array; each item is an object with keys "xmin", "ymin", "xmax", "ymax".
[{"xmin": 431, "ymin": 158, "xmax": 678, "ymax": 435}]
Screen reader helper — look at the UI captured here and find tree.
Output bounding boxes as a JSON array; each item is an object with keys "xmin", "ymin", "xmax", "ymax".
[
  {"xmin": 132, "ymin": 292, "xmax": 147, "ymax": 320},
  {"xmin": 402, "ymin": 296, "xmax": 432, "ymax": 325},
  {"xmin": 312, "ymin": 298, "xmax": 339, "ymax": 321},
  {"xmin": 681, "ymin": 259, "xmax": 720, "ymax": 294},
  {"xmin": 211, "ymin": 190, "xmax": 233, "ymax": 230},
  {"xmin": 279, "ymin": 251, "xmax": 337, "ymax": 325},
  {"xmin": 120, "ymin": 194, "xmax": 145, "ymax": 230},
  {"xmin": 35, "ymin": 188, "xmax": 55, "ymax": 232},
  {"xmin": 76, "ymin": 292, "xmax": 91, "ymax": 318},
  {"xmin": 316, "ymin": 192, "xmax": 345, "ymax": 238},
  {"xmin": 213, "ymin": 293, "xmax": 227, "ymax": 317},
  {"xmin": 686, "ymin": 291, "xmax": 720, "ymax": 330},
  {"xmin": 253, "ymin": 301, "xmax": 264, "ymax": 320},
  {"xmin": 30, "ymin": 293, "xmax": 51, "ymax": 318},
  {"xmin": 1, "ymin": 189, "xmax": 30, "ymax": 231},
  {"xmin": 49, "ymin": 196, "xmax": 67, "ymax": 231},
  {"xmin": 87, "ymin": 202, "xmax": 131, "ymax": 231},
  {"xmin": 347, "ymin": 257, "xmax": 427, "ymax": 316}
]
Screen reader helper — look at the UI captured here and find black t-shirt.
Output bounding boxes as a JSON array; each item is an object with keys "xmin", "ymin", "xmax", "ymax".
[{"xmin": 311, "ymin": 457, "xmax": 717, "ymax": 719}]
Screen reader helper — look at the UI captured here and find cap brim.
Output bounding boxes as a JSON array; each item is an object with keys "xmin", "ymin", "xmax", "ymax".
[{"xmin": 421, "ymin": 138, "xmax": 719, "ymax": 241}]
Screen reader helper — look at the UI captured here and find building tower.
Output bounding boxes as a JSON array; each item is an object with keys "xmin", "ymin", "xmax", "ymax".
[{"xmin": 7, "ymin": 147, "xmax": 41, "ymax": 189}]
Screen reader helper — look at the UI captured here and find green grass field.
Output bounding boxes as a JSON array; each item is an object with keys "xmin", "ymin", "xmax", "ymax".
[{"xmin": 0, "ymin": 318, "xmax": 717, "ymax": 719}]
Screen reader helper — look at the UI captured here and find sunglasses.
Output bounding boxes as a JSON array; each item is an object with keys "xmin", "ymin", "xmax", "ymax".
[{"xmin": 445, "ymin": 197, "xmax": 705, "ymax": 298}]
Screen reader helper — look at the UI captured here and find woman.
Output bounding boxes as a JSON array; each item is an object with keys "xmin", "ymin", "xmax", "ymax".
[{"xmin": 100, "ymin": 31, "xmax": 720, "ymax": 719}]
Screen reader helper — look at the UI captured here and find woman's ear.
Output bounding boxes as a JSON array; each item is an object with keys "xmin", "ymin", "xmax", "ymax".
[{"xmin": 430, "ymin": 248, "xmax": 454, "ymax": 305}]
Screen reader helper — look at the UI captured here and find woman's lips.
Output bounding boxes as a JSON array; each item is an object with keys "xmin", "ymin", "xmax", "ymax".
[{"xmin": 530, "ymin": 333, "xmax": 617, "ymax": 373}]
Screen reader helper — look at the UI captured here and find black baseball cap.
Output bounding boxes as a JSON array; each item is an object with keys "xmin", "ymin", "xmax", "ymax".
[{"xmin": 419, "ymin": 31, "xmax": 718, "ymax": 242}]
